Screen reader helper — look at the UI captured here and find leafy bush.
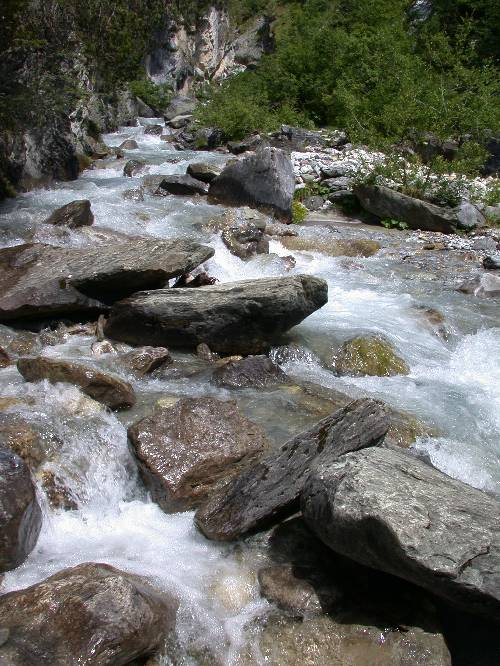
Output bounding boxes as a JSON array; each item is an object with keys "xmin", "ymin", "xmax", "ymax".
[
  {"xmin": 381, "ymin": 218, "xmax": 409, "ymax": 230},
  {"xmin": 292, "ymin": 200, "xmax": 308, "ymax": 223},
  {"xmin": 128, "ymin": 80, "xmax": 172, "ymax": 113}
]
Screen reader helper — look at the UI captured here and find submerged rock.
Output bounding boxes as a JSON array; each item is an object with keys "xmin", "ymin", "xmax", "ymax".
[
  {"xmin": 17, "ymin": 357, "xmax": 136, "ymax": 410},
  {"xmin": 104, "ymin": 275, "xmax": 328, "ymax": 355},
  {"xmin": 128, "ymin": 397, "xmax": 269, "ymax": 511},
  {"xmin": 211, "ymin": 355, "xmax": 289, "ymax": 388},
  {"xmin": 483, "ymin": 254, "xmax": 500, "ymax": 270},
  {"xmin": 458, "ymin": 273, "xmax": 500, "ymax": 297},
  {"xmin": 44, "ymin": 200, "xmax": 94, "ymax": 229},
  {"xmin": 209, "ymin": 147, "xmax": 295, "ymax": 221},
  {"xmin": 0, "ymin": 562, "xmax": 177, "ymax": 665},
  {"xmin": 354, "ymin": 184, "xmax": 458, "ymax": 233},
  {"xmin": 117, "ymin": 139, "xmax": 138, "ymax": 150},
  {"xmin": 331, "ymin": 334, "xmax": 410, "ymax": 377},
  {"xmin": 0, "ymin": 448, "xmax": 42, "ymax": 572},
  {"xmin": 143, "ymin": 124, "xmax": 163, "ymax": 136},
  {"xmin": 302, "ymin": 446, "xmax": 500, "ymax": 618},
  {"xmin": 0, "ymin": 239, "xmax": 214, "ymax": 321},
  {"xmin": 244, "ymin": 613, "xmax": 451, "ymax": 666},
  {"xmin": 195, "ymin": 398, "xmax": 390, "ymax": 541}
]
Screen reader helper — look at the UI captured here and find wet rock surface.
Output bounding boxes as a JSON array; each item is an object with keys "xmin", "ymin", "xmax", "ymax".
[
  {"xmin": 186, "ymin": 162, "xmax": 222, "ymax": 183},
  {"xmin": 330, "ymin": 334, "xmax": 410, "ymax": 377},
  {"xmin": 302, "ymin": 446, "xmax": 500, "ymax": 618},
  {"xmin": 280, "ymin": 236, "xmax": 380, "ymax": 257},
  {"xmin": 104, "ymin": 275, "xmax": 328, "ymax": 355},
  {"xmin": 17, "ymin": 357, "xmax": 136, "ymax": 410},
  {"xmin": 0, "ymin": 448, "xmax": 42, "ymax": 572},
  {"xmin": 211, "ymin": 355, "xmax": 289, "ymax": 388},
  {"xmin": 44, "ymin": 200, "xmax": 94, "ymax": 229},
  {"xmin": 156, "ymin": 175, "xmax": 209, "ymax": 196},
  {"xmin": 221, "ymin": 222, "xmax": 269, "ymax": 259},
  {"xmin": 0, "ymin": 562, "xmax": 177, "ymax": 665},
  {"xmin": 195, "ymin": 398, "xmax": 390, "ymax": 540},
  {"xmin": 128, "ymin": 397, "xmax": 269, "ymax": 511},
  {"xmin": 0, "ymin": 239, "xmax": 214, "ymax": 321},
  {"xmin": 119, "ymin": 346, "xmax": 172, "ymax": 377},
  {"xmin": 209, "ymin": 147, "xmax": 295, "ymax": 220}
]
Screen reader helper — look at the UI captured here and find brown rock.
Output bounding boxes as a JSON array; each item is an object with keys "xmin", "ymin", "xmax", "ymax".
[
  {"xmin": 128, "ymin": 397, "xmax": 269, "ymax": 512},
  {"xmin": 120, "ymin": 346, "xmax": 172, "ymax": 376},
  {"xmin": 17, "ymin": 357, "xmax": 136, "ymax": 410},
  {"xmin": 0, "ymin": 347, "xmax": 11, "ymax": 368},
  {"xmin": 281, "ymin": 237, "xmax": 380, "ymax": 257},
  {"xmin": 0, "ymin": 562, "xmax": 177, "ymax": 665},
  {"xmin": 211, "ymin": 355, "xmax": 289, "ymax": 388},
  {"xmin": 0, "ymin": 448, "xmax": 42, "ymax": 572},
  {"xmin": 44, "ymin": 200, "xmax": 94, "ymax": 229}
]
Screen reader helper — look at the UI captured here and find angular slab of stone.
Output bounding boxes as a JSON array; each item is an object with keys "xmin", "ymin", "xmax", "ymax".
[
  {"xmin": 302, "ymin": 446, "xmax": 500, "ymax": 618},
  {"xmin": 17, "ymin": 357, "xmax": 136, "ymax": 410},
  {"xmin": 128, "ymin": 397, "xmax": 269, "ymax": 511},
  {"xmin": 0, "ymin": 448, "xmax": 42, "ymax": 572},
  {"xmin": 156, "ymin": 175, "xmax": 208, "ymax": 196},
  {"xmin": 211, "ymin": 355, "xmax": 289, "ymax": 388},
  {"xmin": 119, "ymin": 346, "xmax": 172, "ymax": 376},
  {"xmin": 44, "ymin": 200, "xmax": 94, "ymax": 229},
  {"xmin": 354, "ymin": 184, "xmax": 458, "ymax": 233},
  {"xmin": 105, "ymin": 275, "xmax": 327, "ymax": 355},
  {"xmin": 0, "ymin": 239, "xmax": 214, "ymax": 321},
  {"xmin": 280, "ymin": 237, "xmax": 380, "ymax": 257},
  {"xmin": 0, "ymin": 562, "xmax": 177, "ymax": 665},
  {"xmin": 187, "ymin": 162, "xmax": 223, "ymax": 183},
  {"xmin": 209, "ymin": 147, "xmax": 295, "ymax": 221},
  {"xmin": 194, "ymin": 398, "xmax": 390, "ymax": 540}
]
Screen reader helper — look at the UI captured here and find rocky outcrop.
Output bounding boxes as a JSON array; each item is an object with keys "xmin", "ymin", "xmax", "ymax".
[
  {"xmin": 302, "ymin": 446, "xmax": 500, "ymax": 618},
  {"xmin": 0, "ymin": 448, "xmax": 42, "ymax": 572},
  {"xmin": 0, "ymin": 239, "xmax": 213, "ymax": 321},
  {"xmin": 104, "ymin": 275, "xmax": 328, "ymax": 355},
  {"xmin": 330, "ymin": 334, "xmax": 410, "ymax": 377},
  {"xmin": 147, "ymin": 9, "xmax": 274, "ymax": 94},
  {"xmin": 195, "ymin": 399, "xmax": 390, "ymax": 540},
  {"xmin": 44, "ymin": 199, "xmax": 94, "ymax": 228},
  {"xmin": 211, "ymin": 355, "xmax": 289, "ymax": 388},
  {"xmin": 0, "ymin": 562, "xmax": 177, "ymax": 665},
  {"xmin": 156, "ymin": 175, "xmax": 209, "ymax": 196},
  {"xmin": 17, "ymin": 357, "xmax": 136, "ymax": 410},
  {"xmin": 354, "ymin": 184, "xmax": 459, "ymax": 233},
  {"xmin": 128, "ymin": 397, "xmax": 269, "ymax": 511},
  {"xmin": 209, "ymin": 148, "xmax": 295, "ymax": 221}
]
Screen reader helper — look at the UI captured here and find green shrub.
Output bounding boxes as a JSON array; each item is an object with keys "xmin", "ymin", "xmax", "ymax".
[
  {"xmin": 128, "ymin": 79, "xmax": 172, "ymax": 113},
  {"xmin": 292, "ymin": 200, "xmax": 308, "ymax": 224},
  {"xmin": 381, "ymin": 218, "xmax": 409, "ymax": 231}
]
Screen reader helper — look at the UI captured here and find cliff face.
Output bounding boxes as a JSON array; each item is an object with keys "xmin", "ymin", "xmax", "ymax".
[
  {"xmin": 147, "ymin": 7, "xmax": 274, "ymax": 93},
  {"xmin": 0, "ymin": 4, "xmax": 273, "ymax": 199}
]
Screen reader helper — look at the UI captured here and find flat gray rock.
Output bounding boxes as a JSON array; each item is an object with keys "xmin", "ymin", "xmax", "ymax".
[
  {"xmin": 104, "ymin": 275, "xmax": 327, "ymax": 355},
  {"xmin": 302, "ymin": 446, "xmax": 500, "ymax": 618},
  {"xmin": 0, "ymin": 239, "xmax": 214, "ymax": 321},
  {"xmin": 194, "ymin": 398, "xmax": 390, "ymax": 541}
]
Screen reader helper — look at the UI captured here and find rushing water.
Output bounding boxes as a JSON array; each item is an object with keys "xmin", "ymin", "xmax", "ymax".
[{"xmin": 0, "ymin": 118, "xmax": 499, "ymax": 663}]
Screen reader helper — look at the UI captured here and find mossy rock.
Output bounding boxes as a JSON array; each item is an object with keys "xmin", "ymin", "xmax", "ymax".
[
  {"xmin": 332, "ymin": 334, "xmax": 409, "ymax": 377},
  {"xmin": 281, "ymin": 237, "xmax": 380, "ymax": 257}
]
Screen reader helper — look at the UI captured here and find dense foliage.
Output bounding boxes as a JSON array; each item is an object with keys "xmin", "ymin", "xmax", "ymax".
[{"xmin": 197, "ymin": 0, "xmax": 499, "ymax": 149}]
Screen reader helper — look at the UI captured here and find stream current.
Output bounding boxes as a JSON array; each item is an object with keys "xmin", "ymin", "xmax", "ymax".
[{"xmin": 0, "ymin": 118, "xmax": 499, "ymax": 664}]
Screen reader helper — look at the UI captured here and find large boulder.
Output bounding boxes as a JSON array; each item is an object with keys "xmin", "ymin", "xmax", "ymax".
[
  {"xmin": 128, "ymin": 397, "xmax": 269, "ymax": 511},
  {"xmin": 455, "ymin": 201, "xmax": 485, "ymax": 230},
  {"xmin": 0, "ymin": 239, "xmax": 214, "ymax": 322},
  {"xmin": 44, "ymin": 200, "xmax": 94, "ymax": 229},
  {"xmin": 104, "ymin": 275, "xmax": 327, "ymax": 355},
  {"xmin": 0, "ymin": 448, "xmax": 42, "ymax": 572},
  {"xmin": 164, "ymin": 95, "xmax": 197, "ymax": 121},
  {"xmin": 0, "ymin": 562, "xmax": 177, "ymax": 665},
  {"xmin": 211, "ymin": 355, "xmax": 289, "ymax": 388},
  {"xmin": 209, "ymin": 147, "xmax": 295, "ymax": 221},
  {"xmin": 458, "ymin": 273, "xmax": 500, "ymax": 298},
  {"xmin": 302, "ymin": 446, "xmax": 500, "ymax": 618},
  {"xmin": 195, "ymin": 399, "xmax": 390, "ymax": 541},
  {"xmin": 17, "ymin": 357, "xmax": 136, "ymax": 410},
  {"xmin": 156, "ymin": 175, "xmax": 208, "ymax": 196},
  {"xmin": 354, "ymin": 184, "xmax": 458, "ymax": 233}
]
